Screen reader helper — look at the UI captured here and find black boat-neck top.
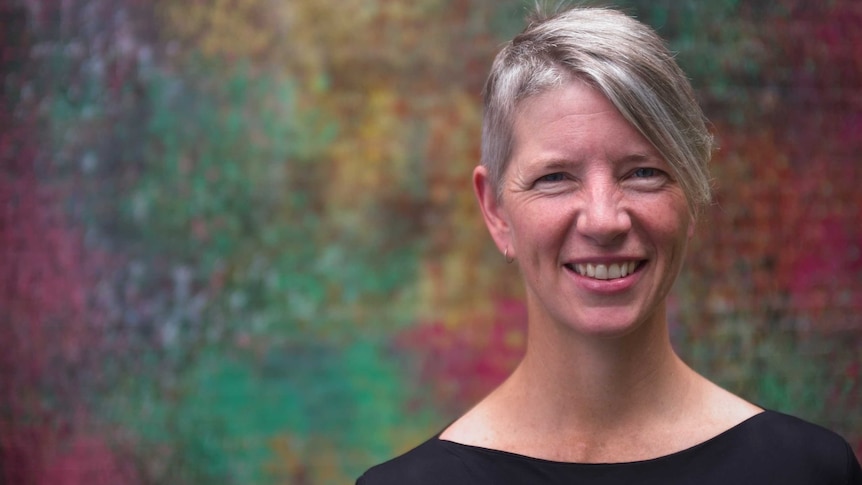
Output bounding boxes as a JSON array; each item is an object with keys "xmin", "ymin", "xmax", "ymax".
[{"xmin": 357, "ymin": 410, "xmax": 862, "ymax": 485}]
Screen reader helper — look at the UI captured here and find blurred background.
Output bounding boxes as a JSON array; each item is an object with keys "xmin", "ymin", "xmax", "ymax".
[{"xmin": 1, "ymin": 0, "xmax": 860, "ymax": 483}]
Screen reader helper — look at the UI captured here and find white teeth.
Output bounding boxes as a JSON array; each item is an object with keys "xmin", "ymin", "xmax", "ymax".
[
  {"xmin": 594, "ymin": 264, "xmax": 608, "ymax": 279},
  {"xmin": 570, "ymin": 261, "xmax": 640, "ymax": 280}
]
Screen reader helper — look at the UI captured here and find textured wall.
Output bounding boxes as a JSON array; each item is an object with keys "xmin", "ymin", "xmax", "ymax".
[{"xmin": 1, "ymin": 1, "xmax": 860, "ymax": 483}]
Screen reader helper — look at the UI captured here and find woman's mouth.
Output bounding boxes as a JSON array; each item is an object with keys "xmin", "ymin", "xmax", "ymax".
[{"xmin": 566, "ymin": 261, "xmax": 641, "ymax": 280}]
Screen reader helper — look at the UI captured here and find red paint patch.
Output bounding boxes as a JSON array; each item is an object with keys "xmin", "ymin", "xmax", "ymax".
[{"xmin": 394, "ymin": 299, "xmax": 527, "ymax": 413}]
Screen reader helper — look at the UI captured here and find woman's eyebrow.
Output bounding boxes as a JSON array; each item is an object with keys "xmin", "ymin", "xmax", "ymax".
[
  {"xmin": 534, "ymin": 153, "xmax": 660, "ymax": 168},
  {"xmin": 518, "ymin": 158, "xmax": 579, "ymax": 173},
  {"xmin": 523, "ymin": 147, "xmax": 665, "ymax": 172},
  {"xmin": 540, "ymin": 158, "xmax": 580, "ymax": 170},
  {"xmin": 614, "ymin": 152, "xmax": 665, "ymax": 165}
]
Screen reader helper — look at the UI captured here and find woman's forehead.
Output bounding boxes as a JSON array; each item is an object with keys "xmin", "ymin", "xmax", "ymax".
[{"xmin": 510, "ymin": 81, "xmax": 658, "ymax": 162}]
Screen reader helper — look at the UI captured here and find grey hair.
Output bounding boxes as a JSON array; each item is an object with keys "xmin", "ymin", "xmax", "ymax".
[{"xmin": 481, "ymin": 5, "xmax": 713, "ymax": 214}]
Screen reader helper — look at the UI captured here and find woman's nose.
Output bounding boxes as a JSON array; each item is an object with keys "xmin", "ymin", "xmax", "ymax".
[{"xmin": 575, "ymin": 183, "xmax": 632, "ymax": 245}]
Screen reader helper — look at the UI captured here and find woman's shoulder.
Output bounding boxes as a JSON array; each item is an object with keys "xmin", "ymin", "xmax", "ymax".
[
  {"xmin": 356, "ymin": 435, "xmax": 476, "ymax": 485},
  {"xmin": 747, "ymin": 410, "xmax": 852, "ymax": 450},
  {"xmin": 710, "ymin": 410, "xmax": 862, "ymax": 484}
]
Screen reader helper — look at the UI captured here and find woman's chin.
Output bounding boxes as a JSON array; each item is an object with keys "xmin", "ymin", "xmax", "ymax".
[{"xmin": 545, "ymin": 305, "xmax": 662, "ymax": 341}]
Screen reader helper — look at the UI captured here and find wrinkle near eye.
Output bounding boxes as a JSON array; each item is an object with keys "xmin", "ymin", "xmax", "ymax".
[{"xmin": 507, "ymin": 173, "xmax": 534, "ymax": 193}]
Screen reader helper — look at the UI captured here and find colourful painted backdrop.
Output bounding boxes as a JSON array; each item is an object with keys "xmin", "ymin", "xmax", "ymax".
[{"xmin": 1, "ymin": 1, "xmax": 860, "ymax": 483}]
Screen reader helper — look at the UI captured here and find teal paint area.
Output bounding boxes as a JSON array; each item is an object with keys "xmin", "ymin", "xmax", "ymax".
[
  {"xmin": 1, "ymin": 0, "xmax": 860, "ymax": 483},
  {"xmin": 100, "ymin": 340, "xmax": 420, "ymax": 483}
]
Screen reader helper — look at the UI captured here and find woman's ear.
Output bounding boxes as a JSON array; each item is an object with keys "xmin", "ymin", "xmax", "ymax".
[{"xmin": 473, "ymin": 165, "xmax": 512, "ymax": 257}]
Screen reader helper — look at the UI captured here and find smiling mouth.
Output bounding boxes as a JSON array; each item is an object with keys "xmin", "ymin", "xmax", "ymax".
[{"xmin": 566, "ymin": 261, "xmax": 641, "ymax": 280}]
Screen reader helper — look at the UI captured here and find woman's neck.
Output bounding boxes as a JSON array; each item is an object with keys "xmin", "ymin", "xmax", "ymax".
[
  {"xmin": 440, "ymin": 306, "xmax": 762, "ymax": 463},
  {"xmin": 440, "ymin": 307, "xmax": 709, "ymax": 462},
  {"xmin": 511, "ymin": 308, "xmax": 692, "ymax": 432}
]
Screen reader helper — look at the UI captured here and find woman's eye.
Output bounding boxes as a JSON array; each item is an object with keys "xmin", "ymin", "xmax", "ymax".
[
  {"xmin": 632, "ymin": 167, "xmax": 659, "ymax": 178},
  {"xmin": 537, "ymin": 173, "xmax": 566, "ymax": 183}
]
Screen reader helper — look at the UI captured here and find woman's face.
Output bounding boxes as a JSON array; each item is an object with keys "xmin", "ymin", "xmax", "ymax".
[{"xmin": 474, "ymin": 80, "xmax": 693, "ymax": 339}]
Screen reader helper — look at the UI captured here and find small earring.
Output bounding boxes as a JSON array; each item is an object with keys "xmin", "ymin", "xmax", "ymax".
[{"xmin": 504, "ymin": 247, "xmax": 514, "ymax": 264}]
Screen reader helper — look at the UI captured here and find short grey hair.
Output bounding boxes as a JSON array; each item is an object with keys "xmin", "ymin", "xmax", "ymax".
[{"xmin": 481, "ymin": 5, "xmax": 713, "ymax": 214}]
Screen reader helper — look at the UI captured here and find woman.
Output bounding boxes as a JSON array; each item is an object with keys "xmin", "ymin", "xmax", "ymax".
[{"xmin": 358, "ymin": 5, "xmax": 862, "ymax": 484}]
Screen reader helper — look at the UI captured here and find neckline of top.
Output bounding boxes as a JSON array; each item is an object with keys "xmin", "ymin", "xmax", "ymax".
[{"xmin": 435, "ymin": 409, "xmax": 771, "ymax": 467}]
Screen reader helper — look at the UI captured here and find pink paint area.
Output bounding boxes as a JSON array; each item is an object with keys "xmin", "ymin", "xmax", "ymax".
[
  {"xmin": 394, "ymin": 299, "xmax": 527, "ymax": 412},
  {"xmin": 39, "ymin": 434, "xmax": 140, "ymax": 485},
  {"xmin": 788, "ymin": 217, "xmax": 862, "ymax": 329}
]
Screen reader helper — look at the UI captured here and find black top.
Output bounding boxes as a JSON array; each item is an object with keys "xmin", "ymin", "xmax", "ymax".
[{"xmin": 357, "ymin": 411, "xmax": 862, "ymax": 484}]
